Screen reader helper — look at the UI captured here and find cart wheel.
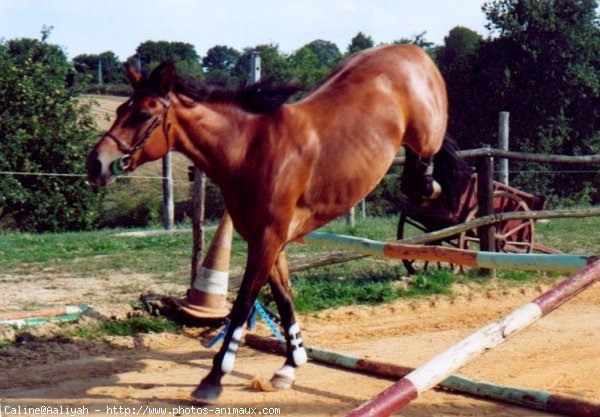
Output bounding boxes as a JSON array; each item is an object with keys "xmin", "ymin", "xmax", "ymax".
[
  {"xmin": 397, "ymin": 213, "xmax": 452, "ymax": 274},
  {"xmin": 458, "ymin": 192, "xmax": 535, "ymax": 254},
  {"xmin": 458, "ymin": 207, "xmax": 480, "ymax": 252},
  {"xmin": 494, "ymin": 192, "xmax": 535, "ymax": 253}
]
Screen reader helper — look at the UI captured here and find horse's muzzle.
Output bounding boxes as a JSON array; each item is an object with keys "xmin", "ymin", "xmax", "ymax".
[{"xmin": 86, "ymin": 150, "xmax": 111, "ymax": 186}]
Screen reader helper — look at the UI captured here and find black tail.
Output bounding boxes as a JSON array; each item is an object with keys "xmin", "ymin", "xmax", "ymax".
[{"xmin": 432, "ymin": 134, "xmax": 471, "ymax": 213}]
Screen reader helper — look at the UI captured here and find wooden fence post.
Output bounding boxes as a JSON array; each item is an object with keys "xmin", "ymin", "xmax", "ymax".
[
  {"xmin": 477, "ymin": 146, "xmax": 495, "ymax": 276},
  {"xmin": 97, "ymin": 59, "xmax": 102, "ymax": 86},
  {"xmin": 361, "ymin": 199, "xmax": 366, "ymax": 219},
  {"xmin": 162, "ymin": 152, "xmax": 174, "ymax": 230},
  {"xmin": 191, "ymin": 167, "xmax": 206, "ymax": 286},
  {"xmin": 498, "ymin": 112, "xmax": 509, "ymax": 185},
  {"xmin": 345, "ymin": 206, "xmax": 356, "ymax": 228}
]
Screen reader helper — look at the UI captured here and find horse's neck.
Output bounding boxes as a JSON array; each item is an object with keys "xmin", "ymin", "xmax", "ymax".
[{"xmin": 171, "ymin": 97, "xmax": 260, "ymax": 182}]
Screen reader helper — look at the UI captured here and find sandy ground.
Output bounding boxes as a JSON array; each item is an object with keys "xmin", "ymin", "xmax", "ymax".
[
  {"xmin": 1, "ymin": 274, "xmax": 599, "ymax": 417},
  {"xmin": 5, "ymin": 97, "xmax": 591, "ymax": 416}
]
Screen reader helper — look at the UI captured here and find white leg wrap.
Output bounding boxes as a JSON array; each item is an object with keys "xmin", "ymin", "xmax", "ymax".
[
  {"xmin": 221, "ymin": 352, "xmax": 235, "ymax": 374},
  {"xmin": 288, "ymin": 323, "xmax": 308, "ymax": 366},
  {"xmin": 221, "ymin": 326, "xmax": 243, "ymax": 373},
  {"xmin": 293, "ymin": 347, "xmax": 308, "ymax": 366}
]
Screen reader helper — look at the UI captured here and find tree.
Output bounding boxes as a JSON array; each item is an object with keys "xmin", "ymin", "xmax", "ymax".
[
  {"xmin": 435, "ymin": 26, "xmax": 484, "ymax": 146},
  {"xmin": 73, "ymin": 51, "xmax": 125, "ymax": 85},
  {"xmin": 0, "ymin": 32, "xmax": 104, "ymax": 232},
  {"xmin": 130, "ymin": 40, "xmax": 203, "ymax": 79},
  {"xmin": 303, "ymin": 40, "xmax": 342, "ymax": 69},
  {"xmin": 6, "ymin": 37, "xmax": 66, "ymax": 70},
  {"xmin": 288, "ymin": 47, "xmax": 321, "ymax": 86},
  {"xmin": 436, "ymin": 26, "xmax": 482, "ymax": 72},
  {"xmin": 394, "ymin": 31, "xmax": 435, "ymax": 49},
  {"xmin": 232, "ymin": 44, "xmax": 292, "ymax": 85},
  {"xmin": 444, "ymin": 0, "xmax": 600, "ymax": 203},
  {"xmin": 347, "ymin": 32, "xmax": 374, "ymax": 55},
  {"xmin": 289, "ymin": 40, "xmax": 342, "ymax": 86},
  {"xmin": 394, "ymin": 31, "xmax": 437, "ymax": 59},
  {"xmin": 202, "ymin": 45, "xmax": 241, "ymax": 85},
  {"xmin": 481, "ymin": 0, "xmax": 600, "ymax": 144}
]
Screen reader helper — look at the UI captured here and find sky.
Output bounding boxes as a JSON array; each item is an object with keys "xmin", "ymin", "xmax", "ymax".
[{"xmin": 0, "ymin": 0, "xmax": 489, "ymax": 61}]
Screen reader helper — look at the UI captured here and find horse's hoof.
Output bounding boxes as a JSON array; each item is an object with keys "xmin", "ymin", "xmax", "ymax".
[
  {"xmin": 421, "ymin": 180, "xmax": 442, "ymax": 207},
  {"xmin": 429, "ymin": 180, "xmax": 442, "ymax": 200},
  {"xmin": 270, "ymin": 374, "xmax": 295, "ymax": 390},
  {"xmin": 191, "ymin": 381, "xmax": 223, "ymax": 404}
]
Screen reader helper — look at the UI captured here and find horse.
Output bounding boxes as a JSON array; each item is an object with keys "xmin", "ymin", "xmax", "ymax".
[{"xmin": 86, "ymin": 44, "xmax": 470, "ymax": 402}]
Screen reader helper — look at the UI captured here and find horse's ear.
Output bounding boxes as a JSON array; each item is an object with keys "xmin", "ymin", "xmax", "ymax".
[
  {"xmin": 124, "ymin": 63, "xmax": 141, "ymax": 88},
  {"xmin": 148, "ymin": 60, "xmax": 177, "ymax": 97}
]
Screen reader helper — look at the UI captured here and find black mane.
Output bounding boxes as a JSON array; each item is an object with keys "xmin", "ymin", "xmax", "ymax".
[
  {"xmin": 138, "ymin": 61, "xmax": 304, "ymax": 114},
  {"xmin": 173, "ymin": 76, "xmax": 304, "ymax": 114}
]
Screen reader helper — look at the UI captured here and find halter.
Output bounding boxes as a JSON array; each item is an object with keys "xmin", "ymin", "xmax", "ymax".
[{"xmin": 105, "ymin": 96, "xmax": 171, "ymax": 176}]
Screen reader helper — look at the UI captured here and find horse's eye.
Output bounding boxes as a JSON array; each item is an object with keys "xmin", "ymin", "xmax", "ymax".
[{"xmin": 131, "ymin": 111, "xmax": 152, "ymax": 124}]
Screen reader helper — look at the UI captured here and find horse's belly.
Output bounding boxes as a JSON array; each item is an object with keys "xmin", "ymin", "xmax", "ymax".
[{"xmin": 286, "ymin": 148, "xmax": 395, "ymax": 241}]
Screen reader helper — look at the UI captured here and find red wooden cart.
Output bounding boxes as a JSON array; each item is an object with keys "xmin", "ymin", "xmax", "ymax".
[{"xmin": 397, "ymin": 174, "xmax": 558, "ymax": 274}]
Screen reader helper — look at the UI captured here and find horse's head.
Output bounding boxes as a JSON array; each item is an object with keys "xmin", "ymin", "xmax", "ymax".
[{"xmin": 86, "ymin": 61, "xmax": 176, "ymax": 186}]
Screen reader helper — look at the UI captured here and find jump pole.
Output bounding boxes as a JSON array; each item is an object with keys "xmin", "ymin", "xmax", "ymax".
[
  {"xmin": 0, "ymin": 305, "xmax": 88, "ymax": 321},
  {"xmin": 245, "ymin": 334, "xmax": 600, "ymax": 417},
  {"xmin": 0, "ymin": 305, "xmax": 89, "ymax": 328},
  {"xmin": 343, "ymin": 258, "xmax": 600, "ymax": 417},
  {"xmin": 299, "ymin": 232, "xmax": 597, "ymax": 273}
]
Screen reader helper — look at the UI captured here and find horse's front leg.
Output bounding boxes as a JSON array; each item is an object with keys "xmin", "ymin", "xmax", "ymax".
[
  {"xmin": 192, "ymin": 232, "xmax": 283, "ymax": 403},
  {"xmin": 268, "ymin": 251, "xmax": 307, "ymax": 389}
]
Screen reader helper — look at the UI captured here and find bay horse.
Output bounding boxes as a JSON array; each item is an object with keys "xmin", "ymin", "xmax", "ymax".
[{"xmin": 86, "ymin": 44, "xmax": 469, "ymax": 402}]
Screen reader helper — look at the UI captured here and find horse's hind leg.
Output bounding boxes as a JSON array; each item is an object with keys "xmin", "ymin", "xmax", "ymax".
[
  {"xmin": 400, "ymin": 146, "xmax": 442, "ymax": 206},
  {"xmin": 268, "ymin": 251, "xmax": 307, "ymax": 389}
]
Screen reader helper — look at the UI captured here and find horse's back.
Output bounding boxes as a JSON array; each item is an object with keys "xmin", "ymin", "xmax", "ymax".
[
  {"xmin": 298, "ymin": 44, "xmax": 446, "ymax": 152},
  {"xmin": 278, "ymin": 45, "xmax": 448, "ymax": 239},
  {"xmin": 308, "ymin": 45, "xmax": 444, "ymax": 102}
]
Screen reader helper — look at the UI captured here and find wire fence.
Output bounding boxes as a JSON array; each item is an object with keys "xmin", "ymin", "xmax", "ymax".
[
  {"xmin": 2, "ymin": 169, "xmax": 600, "ymax": 181},
  {"xmin": 3, "ymin": 149, "xmax": 600, "ymax": 230},
  {"xmin": 0, "ymin": 170, "xmax": 190, "ymax": 181}
]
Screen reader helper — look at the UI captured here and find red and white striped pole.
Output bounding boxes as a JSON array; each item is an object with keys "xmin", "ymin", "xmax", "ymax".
[{"xmin": 345, "ymin": 259, "xmax": 600, "ymax": 417}]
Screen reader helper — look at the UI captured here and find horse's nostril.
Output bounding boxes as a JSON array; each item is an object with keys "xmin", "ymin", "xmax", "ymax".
[{"xmin": 86, "ymin": 153, "xmax": 102, "ymax": 180}]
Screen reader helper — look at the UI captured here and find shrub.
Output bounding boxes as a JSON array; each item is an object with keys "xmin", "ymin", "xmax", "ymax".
[{"xmin": 0, "ymin": 31, "xmax": 104, "ymax": 232}]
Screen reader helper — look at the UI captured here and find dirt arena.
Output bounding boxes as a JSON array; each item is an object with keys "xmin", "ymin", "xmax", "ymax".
[{"xmin": 1, "ymin": 274, "xmax": 599, "ymax": 417}]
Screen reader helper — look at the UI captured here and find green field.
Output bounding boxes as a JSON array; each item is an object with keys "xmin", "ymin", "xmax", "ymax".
[{"xmin": 2, "ymin": 215, "xmax": 598, "ymax": 314}]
